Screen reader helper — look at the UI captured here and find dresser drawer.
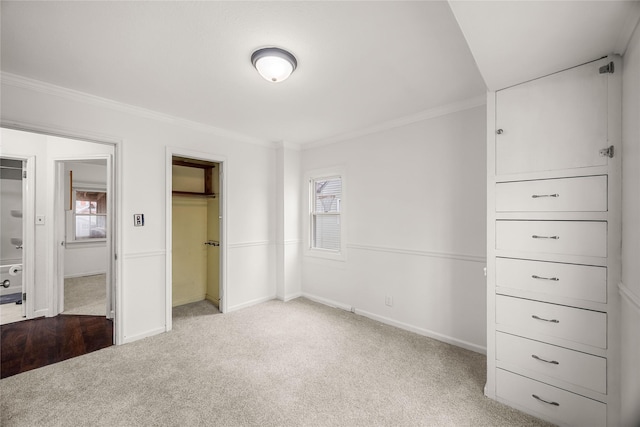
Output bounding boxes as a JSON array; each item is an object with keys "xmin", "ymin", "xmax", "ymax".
[
  {"xmin": 496, "ymin": 176, "xmax": 607, "ymax": 212},
  {"xmin": 496, "ymin": 295, "xmax": 607, "ymax": 349},
  {"xmin": 496, "ymin": 221, "xmax": 607, "ymax": 258},
  {"xmin": 496, "ymin": 369, "xmax": 606, "ymax": 427},
  {"xmin": 496, "ymin": 258, "xmax": 607, "ymax": 303},
  {"xmin": 496, "ymin": 332, "xmax": 606, "ymax": 393}
]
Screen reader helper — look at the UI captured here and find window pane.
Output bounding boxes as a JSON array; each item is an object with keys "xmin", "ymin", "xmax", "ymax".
[
  {"xmin": 75, "ymin": 200, "xmax": 90, "ymax": 214},
  {"xmin": 75, "ymin": 190, "xmax": 107, "ymax": 214},
  {"xmin": 74, "ymin": 189, "xmax": 107, "ymax": 240},
  {"xmin": 91, "ymin": 215, "xmax": 107, "ymax": 238},
  {"xmin": 311, "ymin": 176, "xmax": 342, "ymax": 252},
  {"xmin": 75, "ymin": 215, "xmax": 91, "ymax": 239},
  {"xmin": 75, "ymin": 215, "xmax": 107, "ymax": 239},
  {"xmin": 312, "ymin": 214, "xmax": 341, "ymax": 251},
  {"xmin": 314, "ymin": 178, "xmax": 341, "ymax": 213}
]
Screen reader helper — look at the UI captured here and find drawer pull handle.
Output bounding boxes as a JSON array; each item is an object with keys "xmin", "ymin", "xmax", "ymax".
[
  {"xmin": 532, "ymin": 315, "xmax": 559, "ymax": 323},
  {"xmin": 532, "ymin": 394, "xmax": 560, "ymax": 406},
  {"xmin": 532, "ymin": 275, "xmax": 559, "ymax": 281},
  {"xmin": 532, "ymin": 235, "xmax": 560, "ymax": 240},
  {"xmin": 531, "ymin": 354, "xmax": 560, "ymax": 365},
  {"xmin": 531, "ymin": 194, "xmax": 559, "ymax": 199}
]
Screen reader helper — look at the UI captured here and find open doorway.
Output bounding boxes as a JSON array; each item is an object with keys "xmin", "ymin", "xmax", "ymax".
[
  {"xmin": 1, "ymin": 129, "xmax": 118, "ymax": 378},
  {"xmin": 0, "ymin": 157, "xmax": 32, "ymax": 325},
  {"xmin": 57, "ymin": 159, "xmax": 111, "ymax": 317},
  {"xmin": 166, "ymin": 149, "xmax": 226, "ymax": 329}
]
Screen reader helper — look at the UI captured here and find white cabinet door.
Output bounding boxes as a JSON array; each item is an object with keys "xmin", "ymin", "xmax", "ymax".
[{"xmin": 496, "ymin": 59, "xmax": 609, "ymax": 175}]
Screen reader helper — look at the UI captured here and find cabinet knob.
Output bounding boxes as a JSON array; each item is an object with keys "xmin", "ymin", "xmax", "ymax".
[{"xmin": 496, "ymin": 129, "xmax": 504, "ymax": 135}]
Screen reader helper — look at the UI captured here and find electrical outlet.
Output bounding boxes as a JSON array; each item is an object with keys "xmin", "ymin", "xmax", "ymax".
[{"xmin": 385, "ymin": 296, "xmax": 393, "ymax": 307}]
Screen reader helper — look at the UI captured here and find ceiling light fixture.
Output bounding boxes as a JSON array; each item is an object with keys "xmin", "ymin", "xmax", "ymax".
[{"xmin": 251, "ymin": 47, "xmax": 297, "ymax": 83}]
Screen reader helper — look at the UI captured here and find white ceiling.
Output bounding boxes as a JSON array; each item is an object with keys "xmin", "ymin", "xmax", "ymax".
[
  {"xmin": 0, "ymin": 1, "xmax": 486, "ymax": 146},
  {"xmin": 1, "ymin": 1, "xmax": 638, "ymax": 146},
  {"xmin": 449, "ymin": 0, "xmax": 640, "ymax": 91}
]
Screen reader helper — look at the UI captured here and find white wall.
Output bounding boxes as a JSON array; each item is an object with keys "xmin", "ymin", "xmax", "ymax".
[
  {"xmin": 1, "ymin": 76, "xmax": 277, "ymax": 343},
  {"xmin": 64, "ymin": 161, "xmax": 108, "ymax": 278},
  {"xmin": 300, "ymin": 105, "xmax": 487, "ymax": 352},
  {"xmin": 621, "ymin": 20, "xmax": 640, "ymax": 427}
]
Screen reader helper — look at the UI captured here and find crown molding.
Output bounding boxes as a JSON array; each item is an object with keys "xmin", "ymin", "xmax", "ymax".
[
  {"xmin": 302, "ymin": 95, "xmax": 487, "ymax": 150},
  {"xmin": 1, "ymin": 72, "xmax": 272, "ymax": 148}
]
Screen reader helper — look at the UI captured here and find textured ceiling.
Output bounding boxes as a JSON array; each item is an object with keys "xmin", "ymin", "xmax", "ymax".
[{"xmin": 0, "ymin": 1, "xmax": 487, "ymax": 145}]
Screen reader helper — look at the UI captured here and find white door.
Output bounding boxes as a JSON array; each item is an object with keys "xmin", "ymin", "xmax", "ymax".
[
  {"xmin": 105, "ymin": 155, "xmax": 114, "ymax": 320},
  {"xmin": 55, "ymin": 162, "xmax": 66, "ymax": 314},
  {"xmin": 495, "ymin": 58, "xmax": 610, "ymax": 176}
]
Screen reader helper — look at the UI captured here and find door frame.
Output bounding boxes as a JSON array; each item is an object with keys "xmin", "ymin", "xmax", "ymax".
[
  {"xmin": 2, "ymin": 121, "xmax": 122, "ymax": 343},
  {"xmin": 53, "ymin": 155, "xmax": 115, "ymax": 321},
  {"xmin": 165, "ymin": 147, "xmax": 227, "ymax": 331}
]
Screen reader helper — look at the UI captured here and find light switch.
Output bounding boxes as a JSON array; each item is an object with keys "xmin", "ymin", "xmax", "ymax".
[{"xmin": 133, "ymin": 214, "xmax": 144, "ymax": 227}]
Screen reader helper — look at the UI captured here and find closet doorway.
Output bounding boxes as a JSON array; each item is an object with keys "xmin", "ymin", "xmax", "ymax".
[{"xmin": 169, "ymin": 154, "xmax": 225, "ymax": 326}]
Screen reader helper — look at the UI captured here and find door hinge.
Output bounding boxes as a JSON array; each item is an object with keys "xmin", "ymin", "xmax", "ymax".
[
  {"xmin": 115, "ymin": 253, "xmax": 118, "ymax": 260},
  {"xmin": 599, "ymin": 62, "xmax": 614, "ymax": 74},
  {"xmin": 22, "ymin": 170, "xmax": 27, "ymax": 179},
  {"xmin": 22, "ymin": 292, "xmax": 26, "ymax": 301},
  {"xmin": 599, "ymin": 145, "xmax": 614, "ymax": 158}
]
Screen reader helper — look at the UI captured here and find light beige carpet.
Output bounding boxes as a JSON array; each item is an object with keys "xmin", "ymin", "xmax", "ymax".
[
  {"xmin": 63, "ymin": 274, "xmax": 106, "ymax": 316},
  {"xmin": 0, "ymin": 298, "xmax": 552, "ymax": 426}
]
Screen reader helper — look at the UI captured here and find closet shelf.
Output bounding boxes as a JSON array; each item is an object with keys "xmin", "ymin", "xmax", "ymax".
[{"xmin": 172, "ymin": 191, "xmax": 217, "ymax": 198}]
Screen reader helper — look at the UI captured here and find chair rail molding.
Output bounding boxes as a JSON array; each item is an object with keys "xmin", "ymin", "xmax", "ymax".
[{"xmin": 347, "ymin": 243, "xmax": 486, "ymax": 263}]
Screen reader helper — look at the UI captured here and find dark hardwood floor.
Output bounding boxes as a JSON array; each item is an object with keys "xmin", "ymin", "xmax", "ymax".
[{"xmin": 1, "ymin": 315, "xmax": 113, "ymax": 379}]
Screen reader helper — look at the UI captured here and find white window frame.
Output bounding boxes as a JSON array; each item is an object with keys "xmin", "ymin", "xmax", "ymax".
[
  {"xmin": 69, "ymin": 183, "xmax": 107, "ymax": 244},
  {"xmin": 305, "ymin": 167, "xmax": 346, "ymax": 261}
]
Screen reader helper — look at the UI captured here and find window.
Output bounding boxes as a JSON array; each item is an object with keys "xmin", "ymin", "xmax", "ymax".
[
  {"xmin": 74, "ymin": 189, "xmax": 107, "ymax": 240},
  {"xmin": 310, "ymin": 176, "xmax": 342, "ymax": 252}
]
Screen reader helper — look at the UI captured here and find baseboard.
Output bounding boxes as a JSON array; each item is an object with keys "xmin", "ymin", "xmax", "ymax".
[
  {"xmin": 227, "ymin": 294, "xmax": 276, "ymax": 312},
  {"xmin": 204, "ymin": 294, "xmax": 220, "ymax": 308},
  {"xmin": 33, "ymin": 309, "xmax": 48, "ymax": 319},
  {"xmin": 280, "ymin": 292, "xmax": 302, "ymax": 302},
  {"xmin": 355, "ymin": 308, "xmax": 486, "ymax": 355},
  {"xmin": 122, "ymin": 326, "xmax": 165, "ymax": 344},
  {"xmin": 64, "ymin": 271, "xmax": 106, "ymax": 279},
  {"xmin": 173, "ymin": 294, "xmax": 207, "ymax": 308},
  {"xmin": 302, "ymin": 292, "xmax": 486, "ymax": 355},
  {"xmin": 301, "ymin": 292, "xmax": 354, "ymax": 312}
]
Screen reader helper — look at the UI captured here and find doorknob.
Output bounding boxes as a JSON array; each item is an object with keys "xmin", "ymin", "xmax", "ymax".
[{"xmin": 204, "ymin": 241, "xmax": 219, "ymax": 247}]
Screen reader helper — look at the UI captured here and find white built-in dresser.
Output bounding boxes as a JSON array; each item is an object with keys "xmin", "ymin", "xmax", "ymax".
[{"xmin": 485, "ymin": 56, "xmax": 622, "ymax": 427}]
